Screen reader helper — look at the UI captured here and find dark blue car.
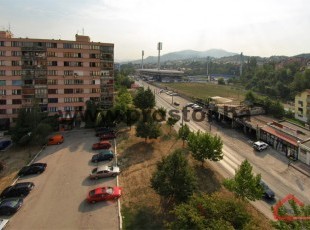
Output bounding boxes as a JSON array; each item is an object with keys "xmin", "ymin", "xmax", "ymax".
[
  {"xmin": 0, "ymin": 198, "xmax": 23, "ymax": 216},
  {"xmin": 0, "ymin": 140, "xmax": 11, "ymax": 151}
]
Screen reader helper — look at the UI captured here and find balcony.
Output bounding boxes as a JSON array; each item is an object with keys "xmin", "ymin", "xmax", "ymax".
[{"xmin": 21, "ymin": 46, "xmax": 46, "ymax": 52}]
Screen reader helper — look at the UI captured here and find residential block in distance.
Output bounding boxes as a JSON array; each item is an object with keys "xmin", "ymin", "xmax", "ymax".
[{"xmin": 0, "ymin": 30, "xmax": 114, "ymax": 129}]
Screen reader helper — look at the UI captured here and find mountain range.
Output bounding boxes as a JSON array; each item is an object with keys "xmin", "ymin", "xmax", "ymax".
[{"xmin": 128, "ymin": 49, "xmax": 238, "ymax": 64}]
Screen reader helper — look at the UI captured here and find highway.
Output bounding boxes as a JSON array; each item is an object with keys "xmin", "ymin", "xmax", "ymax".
[{"xmin": 141, "ymin": 80, "xmax": 310, "ymax": 220}]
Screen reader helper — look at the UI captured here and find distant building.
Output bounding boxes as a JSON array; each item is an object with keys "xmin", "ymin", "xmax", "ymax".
[
  {"xmin": 0, "ymin": 31, "xmax": 114, "ymax": 129},
  {"xmin": 294, "ymin": 90, "xmax": 310, "ymax": 122},
  {"xmin": 137, "ymin": 69, "xmax": 184, "ymax": 82}
]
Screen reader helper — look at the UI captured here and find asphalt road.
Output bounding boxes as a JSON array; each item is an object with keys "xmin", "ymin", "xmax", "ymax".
[
  {"xmin": 5, "ymin": 129, "xmax": 119, "ymax": 230},
  {"xmin": 142, "ymin": 80, "xmax": 310, "ymax": 220}
]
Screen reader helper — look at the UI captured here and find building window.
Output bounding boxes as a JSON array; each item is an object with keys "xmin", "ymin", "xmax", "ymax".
[
  {"xmin": 63, "ymin": 43, "xmax": 82, "ymax": 49},
  {"xmin": 64, "ymin": 106, "xmax": 74, "ymax": 111},
  {"xmin": 0, "ymin": 109, "xmax": 6, "ymax": 115},
  {"xmin": 64, "ymin": 79, "xmax": 83, "ymax": 85},
  {"xmin": 11, "ymin": 41, "xmax": 22, "ymax": 47},
  {"xmin": 47, "ymin": 70, "xmax": 57, "ymax": 76},
  {"xmin": 12, "ymin": 70, "xmax": 22, "ymax": 76},
  {"xmin": 90, "ymin": 62, "xmax": 100, "ymax": 67},
  {"xmin": 0, "ymin": 60, "xmax": 5, "ymax": 66},
  {"xmin": 0, "ymin": 41, "xmax": 4, "ymax": 46},
  {"xmin": 0, "ymin": 99, "xmax": 6, "ymax": 105},
  {"xmin": 12, "ymin": 80, "xmax": 22, "ymax": 86},
  {"xmin": 48, "ymin": 89, "xmax": 57, "ymax": 94},
  {"xmin": 11, "ymin": 51, "xmax": 21, "ymax": 56},
  {"xmin": 0, "ymin": 90, "xmax": 6, "ymax": 95},
  {"xmin": 75, "ymin": 88, "xmax": 83, "ymax": 93},
  {"xmin": 0, "ymin": 80, "xmax": 6, "ymax": 86},
  {"xmin": 48, "ymin": 98, "xmax": 58, "ymax": 103},
  {"xmin": 90, "ymin": 97, "xmax": 100, "ymax": 102},
  {"xmin": 12, "ymin": 108, "xmax": 19, "ymax": 114},
  {"xmin": 47, "ymin": 52, "xmax": 56, "ymax": 57},
  {"xmin": 91, "ymin": 88, "xmax": 101, "ymax": 93},
  {"xmin": 47, "ymin": 79, "xmax": 57, "ymax": 85},
  {"xmin": 12, "ymin": 89, "xmax": 21, "ymax": 95},
  {"xmin": 0, "ymin": 70, "xmax": 5, "ymax": 76},
  {"xmin": 64, "ymin": 61, "xmax": 83, "ymax": 67},
  {"xmin": 48, "ymin": 107, "xmax": 57, "ymax": 112},
  {"xmin": 46, "ymin": 43, "xmax": 57, "ymax": 48},
  {"xmin": 90, "ymin": 45, "xmax": 100, "ymax": 50},
  {"xmin": 64, "ymin": 70, "xmax": 73, "ymax": 76},
  {"xmin": 64, "ymin": 89, "xmax": 74, "ymax": 94},
  {"xmin": 47, "ymin": 61, "xmax": 57, "ymax": 66},
  {"xmin": 12, "ymin": 99, "xmax": 22, "ymax": 104},
  {"xmin": 90, "ymin": 53, "xmax": 100, "ymax": 59},
  {"xmin": 12, "ymin": 60, "xmax": 20, "ymax": 66},
  {"xmin": 0, "ymin": 51, "xmax": 5, "ymax": 56}
]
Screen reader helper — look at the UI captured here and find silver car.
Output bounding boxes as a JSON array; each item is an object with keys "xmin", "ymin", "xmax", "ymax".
[{"xmin": 89, "ymin": 165, "xmax": 120, "ymax": 179}]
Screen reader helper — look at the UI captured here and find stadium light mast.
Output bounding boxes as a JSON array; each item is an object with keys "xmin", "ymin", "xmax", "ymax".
[
  {"xmin": 157, "ymin": 42, "xmax": 162, "ymax": 70},
  {"xmin": 141, "ymin": 50, "xmax": 144, "ymax": 69}
]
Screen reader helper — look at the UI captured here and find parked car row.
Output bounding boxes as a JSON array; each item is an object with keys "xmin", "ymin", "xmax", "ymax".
[
  {"xmin": 0, "ymin": 163, "xmax": 47, "ymax": 216},
  {"xmin": 86, "ymin": 127, "xmax": 121, "ymax": 204}
]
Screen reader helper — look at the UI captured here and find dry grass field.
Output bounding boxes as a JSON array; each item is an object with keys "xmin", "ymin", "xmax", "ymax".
[
  {"xmin": 0, "ymin": 145, "xmax": 41, "ymax": 191},
  {"xmin": 117, "ymin": 124, "xmax": 273, "ymax": 229}
]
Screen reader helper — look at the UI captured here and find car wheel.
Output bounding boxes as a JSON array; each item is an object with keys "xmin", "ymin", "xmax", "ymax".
[
  {"xmin": 112, "ymin": 174, "xmax": 117, "ymax": 177},
  {"xmin": 91, "ymin": 200, "xmax": 96, "ymax": 204}
]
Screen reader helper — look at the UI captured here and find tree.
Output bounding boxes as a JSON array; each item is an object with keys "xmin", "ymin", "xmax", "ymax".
[
  {"xmin": 178, "ymin": 124, "xmax": 191, "ymax": 148},
  {"xmin": 244, "ymin": 91, "xmax": 256, "ymax": 105},
  {"xmin": 187, "ymin": 131, "xmax": 223, "ymax": 165},
  {"xmin": 133, "ymin": 87, "xmax": 155, "ymax": 110},
  {"xmin": 223, "ymin": 159, "xmax": 264, "ymax": 201},
  {"xmin": 136, "ymin": 118, "xmax": 161, "ymax": 142},
  {"xmin": 32, "ymin": 123, "xmax": 53, "ymax": 146},
  {"xmin": 169, "ymin": 193, "xmax": 251, "ymax": 230},
  {"xmin": 167, "ymin": 116, "xmax": 179, "ymax": 133},
  {"xmin": 154, "ymin": 107, "xmax": 167, "ymax": 122},
  {"xmin": 218, "ymin": 77, "xmax": 225, "ymax": 85},
  {"xmin": 84, "ymin": 100, "xmax": 98, "ymax": 128},
  {"xmin": 151, "ymin": 149, "xmax": 197, "ymax": 203}
]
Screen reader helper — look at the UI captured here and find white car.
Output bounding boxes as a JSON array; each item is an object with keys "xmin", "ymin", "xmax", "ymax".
[
  {"xmin": 89, "ymin": 165, "xmax": 120, "ymax": 179},
  {"xmin": 0, "ymin": 219, "xmax": 9, "ymax": 230},
  {"xmin": 253, "ymin": 141, "xmax": 268, "ymax": 151}
]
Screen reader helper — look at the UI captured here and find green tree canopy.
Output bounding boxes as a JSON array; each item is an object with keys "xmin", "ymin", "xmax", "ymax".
[
  {"xmin": 134, "ymin": 87, "xmax": 155, "ymax": 110},
  {"xmin": 223, "ymin": 159, "xmax": 264, "ymax": 201},
  {"xmin": 151, "ymin": 149, "xmax": 197, "ymax": 203},
  {"xmin": 187, "ymin": 131, "xmax": 223, "ymax": 165},
  {"xmin": 167, "ymin": 116, "xmax": 179, "ymax": 133},
  {"xmin": 169, "ymin": 193, "xmax": 251, "ymax": 230},
  {"xmin": 178, "ymin": 124, "xmax": 191, "ymax": 148},
  {"xmin": 136, "ymin": 118, "xmax": 161, "ymax": 142}
]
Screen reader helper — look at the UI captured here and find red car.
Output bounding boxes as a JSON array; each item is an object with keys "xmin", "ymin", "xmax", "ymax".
[
  {"xmin": 99, "ymin": 133, "xmax": 116, "ymax": 141},
  {"xmin": 92, "ymin": 141, "xmax": 111, "ymax": 150},
  {"xmin": 87, "ymin": 186, "xmax": 122, "ymax": 203}
]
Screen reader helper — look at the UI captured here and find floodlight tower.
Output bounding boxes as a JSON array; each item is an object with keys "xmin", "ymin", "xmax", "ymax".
[
  {"xmin": 240, "ymin": 52, "xmax": 244, "ymax": 76},
  {"xmin": 141, "ymin": 50, "xmax": 144, "ymax": 69},
  {"xmin": 157, "ymin": 42, "xmax": 162, "ymax": 70}
]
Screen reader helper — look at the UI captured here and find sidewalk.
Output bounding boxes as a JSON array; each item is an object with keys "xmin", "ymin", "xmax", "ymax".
[{"xmin": 290, "ymin": 161, "xmax": 310, "ymax": 177}]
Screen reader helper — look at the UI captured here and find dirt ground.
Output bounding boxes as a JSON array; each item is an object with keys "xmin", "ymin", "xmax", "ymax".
[
  {"xmin": 117, "ymin": 124, "xmax": 273, "ymax": 229},
  {"xmin": 0, "ymin": 145, "xmax": 41, "ymax": 191}
]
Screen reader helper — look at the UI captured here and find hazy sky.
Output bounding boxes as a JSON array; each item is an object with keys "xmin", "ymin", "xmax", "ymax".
[{"xmin": 0, "ymin": 0, "xmax": 309, "ymax": 60}]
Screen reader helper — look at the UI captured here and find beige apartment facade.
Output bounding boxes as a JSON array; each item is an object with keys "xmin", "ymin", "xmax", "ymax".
[
  {"xmin": 295, "ymin": 89, "xmax": 310, "ymax": 123},
  {"xmin": 0, "ymin": 31, "xmax": 114, "ymax": 129}
]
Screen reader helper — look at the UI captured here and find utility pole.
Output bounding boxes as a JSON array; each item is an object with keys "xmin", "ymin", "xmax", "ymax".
[
  {"xmin": 141, "ymin": 50, "xmax": 144, "ymax": 69},
  {"xmin": 157, "ymin": 42, "xmax": 162, "ymax": 70}
]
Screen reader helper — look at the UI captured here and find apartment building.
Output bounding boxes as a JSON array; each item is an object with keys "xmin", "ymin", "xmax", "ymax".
[
  {"xmin": 0, "ymin": 30, "xmax": 114, "ymax": 129},
  {"xmin": 295, "ymin": 89, "xmax": 310, "ymax": 122}
]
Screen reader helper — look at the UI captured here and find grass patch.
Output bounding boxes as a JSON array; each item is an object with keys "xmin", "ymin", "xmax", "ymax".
[{"xmin": 160, "ymin": 82, "xmax": 245, "ymax": 102}]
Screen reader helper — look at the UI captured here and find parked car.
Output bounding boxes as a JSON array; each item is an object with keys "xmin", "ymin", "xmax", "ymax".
[
  {"xmin": 0, "ymin": 218, "xmax": 9, "ymax": 229},
  {"xmin": 192, "ymin": 105, "xmax": 203, "ymax": 111},
  {"xmin": 253, "ymin": 141, "xmax": 268, "ymax": 151},
  {"xmin": 0, "ymin": 198, "xmax": 23, "ymax": 216},
  {"xmin": 0, "ymin": 182, "xmax": 34, "ymax": 199},
  {"xmin": 92, "ymin": 141, "xmax": 112, "ymax": 150},
  {"xmin": 173, "ymin": 101, "xmax": 180, "ymax": 106},
  {"xmin": 260, "ymin": 180, "xmax": 275, "ymax": 199},
  {"xmin": 99, "ymin": 133, "xmax": 116, "ymax": 141},
  {"xmin": 86, "ymin": 186, "xmax": 122, "ymax": 203},
  {"xmin": 185, "ymin": 103, "xmax": 194, "ymax": 107},
  {"xmin": 91, "ymin": 150, "xmax": 114, "ymax": 163},
  {"xmin": 47, "ymin": 134, "xmax": 64, "ymax": 145},
  {"xmin": 0, "ymin": 140, "xmax": 12, "ymax": 151},
  {"xmin": 18, "ymin": 163, "xmax": 47, "ymax": 177},
  {"xmin": 89, "ymin": 165, "xmax": 120, "ymax": 179}
]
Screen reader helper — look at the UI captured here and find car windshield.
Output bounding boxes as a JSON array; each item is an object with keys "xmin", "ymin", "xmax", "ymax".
[
  {"xmin": 1, "ymin": 200, "xmax": 18, "ymax": 207},
  {"xmin": 89, "ymin": 190, "xmax": 96, "ymax": 196},
  {"xmin": 92, "ymin": 168, "xmax": 97, "ymax": 173}
]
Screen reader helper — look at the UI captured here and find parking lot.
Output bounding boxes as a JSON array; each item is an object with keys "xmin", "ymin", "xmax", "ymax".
[{"xmin": 5, "ymin": 129, "xmax": 119, "ymax": 230}]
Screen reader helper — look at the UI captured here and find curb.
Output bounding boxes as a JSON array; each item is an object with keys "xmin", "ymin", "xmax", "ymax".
[
  {"xmin": 11, "ymin": 146, "xmax": 45, "ymax": 186},
  {"xmin": 290, "ymin": 164, "xmax": 310, "ymax": 177},
  {"xmin": 114, "ymin": 139, "xmax": 122, "ymax": 230}
]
